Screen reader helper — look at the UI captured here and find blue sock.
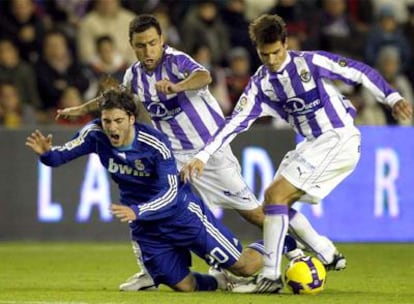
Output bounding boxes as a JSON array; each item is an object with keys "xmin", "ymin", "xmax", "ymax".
[
  {"xmin": 247, "ymin": 235, "xmax": 297, "ymax": 255},
  {"xmin": 283, "ymin": 235, "xmax": 298, "ymax": 253},
  {"xmin": 193, "ymin": 272, "xmax": 218, "ymax": 291}
]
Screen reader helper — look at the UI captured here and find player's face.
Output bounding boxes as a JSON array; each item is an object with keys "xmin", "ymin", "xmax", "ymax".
[
  {"xmin": 257, "ymin": 40, "xmax": 288, "ymax": 72},
  {"xmin": 101, "ymin": 108, "xmax": 135, "ymax": 147},
  {"xmin": 130, "ymin": 27, "xmax": 164, "ymax": 71}
]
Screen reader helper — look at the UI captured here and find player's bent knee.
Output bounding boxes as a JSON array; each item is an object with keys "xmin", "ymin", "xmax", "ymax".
[
  {"xmin": 264, "ymin": 187, "xmax": 282, "ymax": 203},
  {"xmin": 264, "ymin": 181, "xmax": 303, "ymax": 204}
]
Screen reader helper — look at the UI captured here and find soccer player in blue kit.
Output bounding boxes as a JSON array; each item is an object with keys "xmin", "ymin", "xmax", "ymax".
[
  {"xmin": 26, "ymin": 89, "xmax": 273, "ymax": 291},
  {"xmin": 182, "ymin": 14, "xmax": 413, "ymax": 293}
]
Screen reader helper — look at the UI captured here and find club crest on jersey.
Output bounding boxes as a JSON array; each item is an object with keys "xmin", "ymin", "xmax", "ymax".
[
  {"xmin": 235, "ymin": 96, "xmax": 248, "ymax": 112},
  {"xmin": 338, "ymin": 58, "xmax": 348, "ymax": 67},
  {"xmin": 134, "ymin": 159, "xmax": 145, "ymax": 171},
  {"xmin": 300, "ymin": 69, "xmax": 311, "ymax": 82}
]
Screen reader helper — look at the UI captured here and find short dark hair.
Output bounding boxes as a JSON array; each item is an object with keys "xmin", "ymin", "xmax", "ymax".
[
  {"xmin": 129, "ymin": 14, "xmax": 162, "ymax": 41},
  {"xmin": 99, "ymin": 89, "xmax": 138, "ymax": 118},
  {"xmin": 249, "ymin": 14, "xmax": 287, "ymax": 46}
]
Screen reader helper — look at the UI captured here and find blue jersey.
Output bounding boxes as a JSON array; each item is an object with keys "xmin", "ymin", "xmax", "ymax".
[
  {"xmin": 38, "ymin": 119, "xmax": 245, "ymax": 286},
  {"xmin": 40, "ymin": 119, "xmax": 187, "ymax": 221}
]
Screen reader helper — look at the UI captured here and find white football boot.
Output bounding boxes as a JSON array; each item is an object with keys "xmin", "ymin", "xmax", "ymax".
[
  {"xmin": 208, "ymin": 266, "xmax": 254, "ymax": 291},
  {"xmin": 119, "ymin": 271, "xmax": 158, "ymax": 291},
  {"xmin": 231, "ymin": 275, "xmax": 283, "ymax": 294},
  {"xmin": 120, "ymin": 242, "xmax": 158, "ymax": 291}
]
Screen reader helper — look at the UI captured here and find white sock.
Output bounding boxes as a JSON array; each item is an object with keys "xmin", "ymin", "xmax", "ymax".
[
  {"xmin": 131, "ymin": 241, "xmax": 150, "ymax": 275},
  {"xmin": 261, "ymin": 205, "xmax": 289, "ymax": 280},
  {"xmin": 288, "ymin": 209, "xmax": 336, "ymax": 264}
]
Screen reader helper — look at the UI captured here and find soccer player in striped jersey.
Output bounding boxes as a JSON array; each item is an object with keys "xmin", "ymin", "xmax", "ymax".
[
  {"xmin": 26, "ymin": 89, "xmax": 273, "ymax": 292},
  {"xmin": 181, "ymin": 14, "xmax": 413, "ymax": 293}
]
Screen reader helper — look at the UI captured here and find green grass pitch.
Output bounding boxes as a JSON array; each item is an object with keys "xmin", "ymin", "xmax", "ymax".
[{"xmin": 0, "ymin": 242, "xmax": 413, "ymax": 304}]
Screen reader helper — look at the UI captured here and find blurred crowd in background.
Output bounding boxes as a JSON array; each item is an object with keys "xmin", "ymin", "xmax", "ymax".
[{"xmin": 0, "ymin": 0, "xmax": 413, "ymax": 129}]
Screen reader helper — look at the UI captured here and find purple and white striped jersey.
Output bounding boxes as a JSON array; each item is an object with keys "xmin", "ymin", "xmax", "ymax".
[
  {"xmin": 198, "ymin": 50, "xmax": 403, "ymax": 160},
  {"xmin": 123, "ymin": 45, "xmax": 225, "ymax": 152}
]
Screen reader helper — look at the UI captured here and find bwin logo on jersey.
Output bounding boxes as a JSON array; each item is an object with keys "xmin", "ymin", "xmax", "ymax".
[{"xmin": 108, "ymin": 158, "xmax": 149, "ymax": 176}]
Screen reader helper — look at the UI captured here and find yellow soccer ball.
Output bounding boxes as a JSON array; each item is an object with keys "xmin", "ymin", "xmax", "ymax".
[{"xmin": 285, "ymin": 256, "xmax": 327, "ymax": 295}]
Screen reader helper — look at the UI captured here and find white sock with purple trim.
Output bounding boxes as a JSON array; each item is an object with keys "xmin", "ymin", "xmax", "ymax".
[
  {"xmin": 261, "ymin": 204, "xmax": 289, "ymax": 280},
  {"xmin": 288, "ymin": 208, "xmax": 336, "ymax": 263}
]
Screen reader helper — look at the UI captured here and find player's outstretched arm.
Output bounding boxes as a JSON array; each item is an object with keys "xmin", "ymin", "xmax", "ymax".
[
  {"xmin": 25, "ymin": 129, "xmax": 53, "ymax": 155},
  {"xmin": 55, "ymin": 95, "xmax": 101, "ymax": 120},
  {"xmin": 392, "ymin": 99, "xmax": 413, "ymax": 121},
  {"xmin": 155, "ymin": 70, "xmax": 212, "ymax": 95},
  {"xmin": 180, "ymin": 158, "xmax": 206, "ymax": 183},
  {"xmin": 56, "ymin": 76, "xmax": 121, "ymax": 120}
]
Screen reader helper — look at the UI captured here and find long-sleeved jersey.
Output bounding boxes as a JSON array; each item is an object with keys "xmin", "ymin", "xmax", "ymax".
[
  {"xmin": 196, "ymin": 50, "xmax": 403, "ymax": 163},
  {"xmin": 40, "ymin": 119, "xmax": 187, "ymax": 221},
  {"xmin": 123, "ymin": 45, "xmax": 225, "ymax": 152}
]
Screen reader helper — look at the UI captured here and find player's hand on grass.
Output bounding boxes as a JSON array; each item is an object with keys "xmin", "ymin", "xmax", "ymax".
[
  {"xmin": 25, "ymin": 129, "xmax": 52, "ymax": 155},
  {"xmin": 110, "ymin": 204, "xmax": 137, "ymax": 222},
  {"xmin": 56, "ymin": 105, "xmax": 87, "ymax": 120},
  {"xmin": 392, "ymin": 99, "xmax": 412, "ymax": 121},
  {"xmin": 180, "ymin": 158, "xmax": 205, "ymax": 183}
]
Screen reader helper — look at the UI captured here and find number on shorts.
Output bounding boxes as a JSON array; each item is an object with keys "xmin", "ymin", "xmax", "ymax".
[{"xmin": 208, "ymin": 247, "xmax": 230, "ymax": 264}]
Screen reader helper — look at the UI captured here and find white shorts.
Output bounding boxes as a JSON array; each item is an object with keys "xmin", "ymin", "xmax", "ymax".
[
  {"xmin": 275, "ymin": 126, "xmax": 361, "ymax": 203},
  {"xmin": 174, "ymin": 145, "xmax": 261, "ymax": 211}
]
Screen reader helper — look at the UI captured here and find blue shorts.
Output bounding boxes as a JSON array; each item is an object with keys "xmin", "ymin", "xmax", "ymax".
[{"xmin": 129, "ymin": 192, "xmax": 243, "ymax": 286}]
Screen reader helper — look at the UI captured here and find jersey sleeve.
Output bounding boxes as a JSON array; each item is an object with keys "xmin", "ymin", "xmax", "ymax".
[
  {"xmin": 312, "ymin": 51, "xmax": 403, "ymax": 107},
  {"xmin": 129, "ymin": 131, "xmax": 180, "ymax": 221},
  {"xmin": 172, "ymin": 51, "xmax": 208, "ymax": 80},
  {"xmin": 40, "ymin": 123, "xmax": 101, "ymax": 167},
  {"xmin": 122, "ymin": 65, "xmax": 133, "ymax": 90},
  {"xmin": 196, "ymin": 78, "xmax": 266, "ymax": 163}
]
